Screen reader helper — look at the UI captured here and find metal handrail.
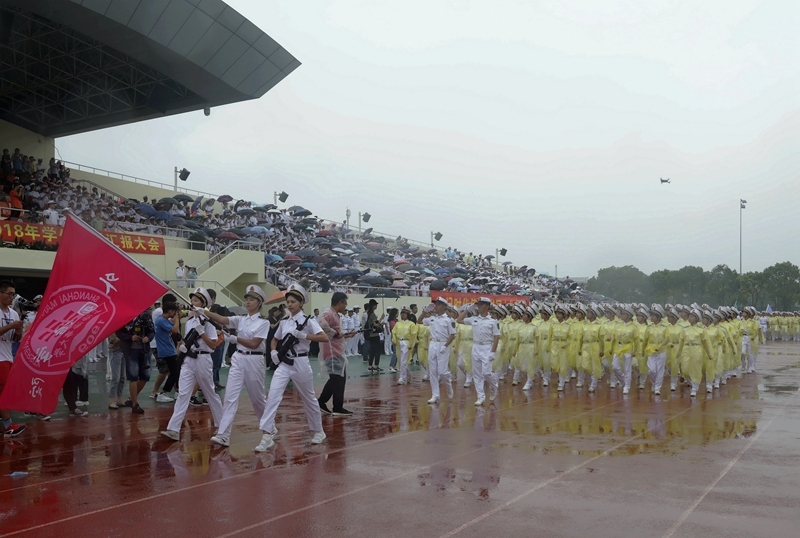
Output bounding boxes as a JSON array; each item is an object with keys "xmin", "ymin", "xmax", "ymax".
[{"xmin": 164, "ymin": 279, "xmax": 243, "ymax": 306}]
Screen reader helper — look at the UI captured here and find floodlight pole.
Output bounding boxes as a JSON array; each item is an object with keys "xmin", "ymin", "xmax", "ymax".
[
  {"xmin": 173, "ymin": 166, "xmax": 178, "ymax": 192},
  {"xmin": 739, "ymin": 199, "xmax": 747, "ymax": 274}
]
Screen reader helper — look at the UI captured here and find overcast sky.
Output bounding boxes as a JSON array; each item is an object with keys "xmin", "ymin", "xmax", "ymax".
[{"xmin": 58, "ymin": 0, "xmax": 799, "ymax": 277}]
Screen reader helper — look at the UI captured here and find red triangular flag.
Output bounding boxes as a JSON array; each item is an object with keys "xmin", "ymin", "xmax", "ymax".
[{"xmin": 0, "ymin": 214, "xmax": 168, "ymax": 414}]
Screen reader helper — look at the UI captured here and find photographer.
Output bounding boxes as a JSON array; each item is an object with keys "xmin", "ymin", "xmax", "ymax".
[
  {"xmin": 117, "ymin": 308, "xmax": 155, "ymax": 414},
  {"xmin": 255, "ymin": 283, "xmax": 328, "ymax": 452},
  {"xmin": 161, "ymin": 288, "xmax": 222, "ymax": 441},
  {"xmin": 205, "ymin": 285, "xmax": 270, "ymax": 448},
  {"xmin": 317, "ymin": 292, "xmax": 356, "ymax": 416},
  {"xmin": 364, "ymin": 299, "xmax": 384, "ymax": 373},
  {"xmin": 153, "ymin": 302, "xmax": 181, "ymax": 403}
]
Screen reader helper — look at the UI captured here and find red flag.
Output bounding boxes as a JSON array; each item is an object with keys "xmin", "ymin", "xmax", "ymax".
[{"xmin": 0, "ymin": 214, "xmax": 168, "ymax": 414}]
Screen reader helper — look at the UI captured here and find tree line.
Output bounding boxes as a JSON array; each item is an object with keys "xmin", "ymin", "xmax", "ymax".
[{"xmin": 585, "ymin": 262, "xmax": 800, "ymax": 310}]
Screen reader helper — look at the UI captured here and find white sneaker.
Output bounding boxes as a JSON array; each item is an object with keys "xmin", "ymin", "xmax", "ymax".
[
  {"xmin": 489, "ymin": 385, "xmax": 498, "ymax": 402},
  {"xmin": 570, "ymin": 372, "xmax": 576, "ymax": 379},
  {"xmin": 422, "ymin": 375, "xmax": 429, "ymax": 381},
  {"xmin": 670, "ymin": 385, "xmax": 677, "ymax": 392},
  {"xmin": 210, "ymin": 435, "xmax": 230, "ymax": 447},
  {"xmin": 588, "ymin": 384, "xmax": 596, "ymax": 393},
  {"xmin": 474, "ymin": 398, "xmax": 485, "ymax": 406},
  {"xmin": 638, "ymin": 384, "xmax": 645, "ymax": 390},
  {"xmin": 707, "ymin": 387, "xmax": 713, "ymax": 393},
  {"xmin": 522, "ymin": 381, "xmax": 533, "ymax": 391},
  {"xmin": 310, "ymin": 431, "xmax": 327, "ymax": 444},
  {"xmin": 463, "ymin": 381, "xmax": 472, "ymax": 388},
  {"xmin": 654, "ymin": 390, "xmax": 661, "ymax": 395},
  {"xmin": 713, "ymin": 382, "xmax": 720, "ymax": 389},
  {"xmin": 446, "ymin": 383, "xmax": 454, "ymax": 399},
  {"xmin": 542, "ymin": 380, "xmax": 549, "ymax": 387},
  {"xmin": 160, "ymin": 430, "xmax": 180, "ymax": 441},
  {"xmin": 254, "ymin": 433, "xmax": 275, "ymax": 452},
  {"xmin": 576, "ymin": 382, "xmax": 583, "ymax": 388},
  {"xmin": 622, "ymin": 387, "xmax": 629, "ymax": 395},
  {"xmin": 70, "ymin": 408, "xmax": 88, "ymax": 417},
  {"xmin": 427, "ymin": 396, "xmax": 439, "ymax": 405},
  {"xmin": 156, "ymin": 394, "xmax": 174, "ymax": 403},
  {"xmin": 557, "ymin": 385, "xmax": 564, "ymax": 392},
  {"xmin": 397, "ymin": 379, "xmax": 406, "ymax": 385},
  {"xmin": 690, "ymin": 390, "xmax": 697, "ymax": 397},
  {"xmin": 75, "ymin": 400, "xmax": 89, "ymax": 407}
]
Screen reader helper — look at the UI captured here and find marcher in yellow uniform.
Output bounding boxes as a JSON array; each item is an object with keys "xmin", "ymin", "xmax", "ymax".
[
  {"xmin": 493, "ymin": 305, "xmax": 511, "ymax": 376},
  {"xmin": 683, "ymin": 309, "xmax": 714, "ymax": 397},
  {"xmin": 610, "ymin": 304, "xmax": 638, "ymax": 394},
  {"xmin": 580, "ymin": 306, "xmax": 604, "ymax": 392},
  {"xmin": 515, "ymin": 307, "xmax": 538, "ymax": 389},
  {"xmin": 600, "ymin": 305, "xmax": 619, "ymax": 387},
  {"xmin": 456, "ymin": 311, "xmax": 474, "ymax": 388},
  {"xmin": 642, "ymin": 305, "xmax": 669, "ymax": 394},
  {"xmin": 701, "ymin": 311, "xmax": 725, "ymax": 393},
  {"xmin": 392, "ymin": 307, "xmax": 418, "ymax": 385},
  {"xmin": 535, "ymin": 305, "xmax": 554, "ymax": 387},
  {"xmin": 663, "ymin": 308, "xmax": 686, "ymax": 392},
  {"xmin": 551, "ymin": 304, "xmax": 573, "ymax": 392},
  {"xmin": 741, "ymin": 307, "xmax": 764, "ymax": 374},
  {"xmin": 633, "ymin": 308, "xmax": 650, "ymax": 389},
  {"xmin": 569, "ymin": 305, "xmax": 587, "ymax": 386},
  {"xmin": 416, "ymin": 323, "xmax": 430, "ymax": 372},
  {"xmin": 505, "ymin": 306, "xmax": 524, "ymax": 384}
]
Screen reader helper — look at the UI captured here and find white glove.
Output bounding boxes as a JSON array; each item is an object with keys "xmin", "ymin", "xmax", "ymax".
[
  {"xmin": 226, "ymin": 334, "xmax": 238, "ymax": 345},
  {"xmin": 488, "ymin": 351, "xmax": 496, "ymax": 362},
  {"xmin": 178, "ymin": 344, "xmax": 187, "ymax": 354},
  {"xmin": 290, "ymin": 329, "xmax": 307, "ymax": 340},
  {"xmin": 270, "ymin": 350, "xmax": 280, "ymax": 365}
]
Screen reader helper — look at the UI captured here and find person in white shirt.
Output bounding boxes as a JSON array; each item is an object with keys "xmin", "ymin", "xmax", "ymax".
[
  {"xmin": 175, "ymin": 259, "xmax": 187, "ymax": 288},
  {"xmin": 255, "ymin": 283, "xmax": 328, "ymax": 452},
  {"xmin": 42, "ymin": 201, "xmax": 59, "ymax": 225},
  {"xmin": 0, "ymin": 281, "xmax": 25, "ymax": 437}
]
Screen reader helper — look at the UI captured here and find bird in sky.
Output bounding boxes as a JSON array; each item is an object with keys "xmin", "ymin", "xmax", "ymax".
[{"xmin": 660, "ymin": 178, "xmax": 671, "ymax": 184}]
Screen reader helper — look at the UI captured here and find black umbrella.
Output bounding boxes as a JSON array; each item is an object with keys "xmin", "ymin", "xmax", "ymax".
[
  {"xmin": 429, "ymin": 280, "xmax": 447, "ymax": 291},
  {"xmin": 237, "ymin": 208, "xmax": 256, "ymax": 216},
  {"xmin": 363, "ymin": 227, "xmax": 373, "ymax": 235},
  {"xmin": 294, "ymin": 209, "xmax": 313, "ymax": 217},
  {"xmin": 159, "ymin": 197, "xmax": 179, "ymax": 205},
  {"xmin": 173, "ymin": 193, "xmax": 194, "ymax": 203},
  {"xmin": 365, "ymin": 288, "xmax": 400, "ymax": 310},
  {"xmin": 297, "ymin": 249, "xmax": 319, "ymax": 258},
  {"xmin": 288, "ymin": 205, "xmax": 305, "ymax": 212}
]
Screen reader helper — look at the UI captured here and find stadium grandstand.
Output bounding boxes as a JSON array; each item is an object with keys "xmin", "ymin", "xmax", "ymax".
[{"xmin": 0, "ymin": 0, "xmax": 591, "ymax": 311}]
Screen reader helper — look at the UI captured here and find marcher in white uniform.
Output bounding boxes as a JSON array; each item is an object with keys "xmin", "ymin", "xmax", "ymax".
[
  {"xmin": 175, "ymin": 259, "xmax": 187, "ymax": 288},
  {"xmin": 417, "ymin": 297, "xmax": 457, "ymax": 405},
  {"xmin": 255, "ymin": 283, "xmax": 328, "ymax": 451},
  {"xmin": 161, "ymin": 288, "xmax": 223, "ymax": 441},
  {"xmin": 205, "ymin": 285, "xmax": 270, "ymax": 447},
  {"xmin": 457, "ymin": 297, "xmax": 501, "ymax": 406}
]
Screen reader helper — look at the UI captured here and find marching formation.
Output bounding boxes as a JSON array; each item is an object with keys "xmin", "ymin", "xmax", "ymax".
[{"xmin": 395, "ymin": 297, "xmax": 770, "ymax": 403}]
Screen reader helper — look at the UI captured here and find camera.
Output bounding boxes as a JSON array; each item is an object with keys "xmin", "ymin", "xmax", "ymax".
[{"xmin": 15, "ymin": 297, "xmax": 39, "ymax": 312}]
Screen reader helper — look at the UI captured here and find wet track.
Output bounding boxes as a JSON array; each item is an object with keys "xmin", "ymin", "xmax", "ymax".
[{"xmin": 1, "ymin": 342, "xmax": 798, "ymax": 537}]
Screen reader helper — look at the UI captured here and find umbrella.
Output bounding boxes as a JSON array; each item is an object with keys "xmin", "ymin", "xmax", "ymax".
[
  {"xmin": 284, "ymin": 255, "xmax": 302, "ymax": 262},
  {"xmin": 267, "ymin": 208, "xmax": 282, "ymax": 214},
  {"xmin": 154, "ymin": 211, "xmax": 173, "ymax": 221},
  {"xmin": 191, "ymin": 196, "xmax": 204, "ymax": 213},
  {"xmin": 335, "ymin": 257, "xmax": 355, "ymax": 266},
  {"xmin": 301, "ymin": 262, "xmax": 316, "ymax": 269},
  {"xmin": 311, "ymin": 256, "xmax": 330, "ymax": 264},
  {"xmin": 394, "ymin": 260, "xmax": 408, "ymax": 266},
  {"xmin": 390, "ymin": 282, "xmax": 409, "ymax": 288},
  {"xmin": 365, "ymin": 288, "xmax": 400, "ymax": 299},
  {"xmin": 294, "ymin": 209, "xmax": 312, "ymax": 217},
  {"xmin": 180, "ymin": 220, "xmax": 201, "ymax": 229},
  {"xmin": 167, "ymin": 217, "xmax": 186, "ymax": 226},
  {"xmin": 332, "ymin": 269, "xmax": 352, "ymax": 277},
  {"xmin": 485, "ymin": 255, "xmax": 495, "ymax": 260},
  {"xmin": 503, "ymin": 261, "xmax": 513, "ymax": 266},
  {"xmin": 135, "ymin": 203, "xmax": 156, "ymax": 216},
  {"xmin": 434, "ymin": 268, "xmax": 451, "ymax": 275},
  {"xmin": 288, "ymin": 205, "xmax": 305, "ymax": 212},
  {"xmin": 449, "ymin": 277, "xmax": 465, "ymax": 283},
  {"xmin": 423, "ymin": 276, "xmax": 438, "ymax": 282},
  {"xmin": 429, "ymin": 280, "xmax": 447, "ymax": 291},
  {"xmin": 423, "ymin": 268, "xmax": 436, "ymax": 275},
  {"xmin": 237, "ymin": 208, "xmax": 256, "ymax": 216},
  {"xmin": 265, "ymin": 254, "xmax": 283, "ymax": 264},
  {"xmin": 216, "ymin": 232, "xmax": 239, "ymax": 240},
  {"xmin": 217, "ymin": 195, "xmax": 233, "ymax": 203},
  {"xmin": 332, "ymin": 247, "xmax": 348, "ymax": 254},
  {"xmin": 311, "ymin": 237, "xmax": 330, "ymax": 244},
  {"xmin": 404, "ymin": 269, "xmax": 421, "ymax": 276},
  {"xmin": 411, "ymin": 258, "xmax": 426, "ymax": 265},
  {"xmin": 159, "ymin": 197, "xmax": 179, "ymax": 205},
  {"xmin": 395, "ymin": 263, "xmax": 413, "ymax": 272},
  {"xmin": 363, "ymin": 227, "xmax": 373, "ymax": 235},
  {"xmin": 316, "ymin": 230, "xmax": 333, "ymax": 237},
  {"xmin": 173, "ymin": 194, "xmax": 194, "ymax": 202},
  {"xmin": 441, "ymin": 260, "xmax": 456, "ymax": 267},
  {"xmin": 297, "ymin": 249, "xmax": 319, "ymax": 258},
  {"xmin": 242, "ymin": 237, "xmax": 262, "ymax": 245}
]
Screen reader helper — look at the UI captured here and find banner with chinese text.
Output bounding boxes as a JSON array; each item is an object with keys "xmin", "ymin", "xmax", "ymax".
[
  {"xmin": 430, "ymin": 291, "xmax": 529, "ymax": 308},
  {"xmin": 0, "ymin": 222, "xmax": 165, "ymax": 254},
  {"xmin": 0, "ymin": 215, "xmax": 168, "ymax": 414}
]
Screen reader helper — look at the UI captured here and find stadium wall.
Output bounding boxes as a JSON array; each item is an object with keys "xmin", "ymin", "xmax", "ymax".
[{"xmin": 0, "ymin": 119, "xmax": 55, "ymax": 161}]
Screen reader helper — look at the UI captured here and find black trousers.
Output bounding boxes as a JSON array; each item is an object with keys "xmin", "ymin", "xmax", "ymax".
[
  {"xmin": 62, "ymin": 370, "xmax": 82, "ymax": 411},
  {"xmin": 318, "ymin": 374, "xmax": 346, "ymax": 411},
  {"xmin": 368, "ymin": 337, "xmax": 382, "ymax": 367},
  {"xmin": 161, "ymin": 355, "xmax": 180, "ymax": 393}
]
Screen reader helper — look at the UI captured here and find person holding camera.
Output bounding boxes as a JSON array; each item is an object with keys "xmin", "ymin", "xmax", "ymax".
[
  {"xmin": 161, "ymin": 288, "xmax": 223, "ymax": 441},
  {"xmin": 255, "ymin": 283, "xmax": 328, "ymax": 452},
  {"xmin": 205, "ymin": 285, "xmax": 270, "ymax": 448}
]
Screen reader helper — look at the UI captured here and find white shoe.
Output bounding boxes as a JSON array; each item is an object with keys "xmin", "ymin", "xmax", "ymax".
[
  {"xmin": 210, "ymin": 435, "xmax": 230, "ymax": 447},
  {"xmin": 76, "ymin": 400, "xmax": 89, "ymax": 407},
  {"xmin": 511, "ymin": 381, "xmax": 519, "ymax": 386},
  {"xmin": 70, "ymin": 408, "xmax": 88, "ymax": 417},
  {"xmin": 713, "ymin": 382, "xmax": 720, "ymax": 389},
  {"xmin": 446, "ymin": 383, "xmax": 454, "ymax": 399},
  {"xmin": 622, "ymin": 387, "xmax": 629, "ymax": 395},
  {"xmin": 105, "ymin": 374, "xmax": 112, "ymax": 381},
  {"xmin": 690, "ymin": 390, "xmax": 697, "ymax": 397},
  {"xmin": 474, "ymin": 398, "xmax": 485, "ymax": 406},
  {"xmin": 160, "ymin": 430, "xmax": 180, "ymax": 441},
  {"xmin": 654, "ymin": 390, "xmax": 661, "ymax": 395},
  {"xmin": 489, "ymin": 385, "xmax": 497, "ymax": 401},
  {"xmin": 588, "ymin": 384, "xmax": 596, "ymax": 393},
  {"xmin": 422, "ymin": 375, "xmax": 429, "ymax": 381},
  {"xmin": 463, "ymin": 382, "xmax": 472, "ymax": 388},
  {"xmin": 427, "ymin": 397, "xmax": 439, "ymax": 405},
  {"xmin": 570, "ymin": 372, "xmax": 576, "ymax": 379},
  {"xmin": 575, "ymin": 382, "xmax": 583, "ymax": 388},
  {"xmin": 397, "ymin": 380, "xmax": 406, "ymax": 385},
  {"xmin": 522, "ymin": 381, "xmax": 533, "ymax": 391},
  {"xmin": 254, "ymin": 433, "xmax": 275, "ymax": 452},
  {"xmin": 557, "ymin": 384, "xmax": 564, "ymax": 392},
  {"xmin": 156, "ymin": 394, "xmax": 174, "ymax": 403},
  {"xmin": 542, "ymin": 381, "xmax": 549, "ymax": 387},
  {"xmin": 707, "ymin": 387, "xmax": 713, "ymax": 393},
  {"xmin": 638, "ymin": 384, "xmax": 645, "ymax": 390},
  {"xmin": 670, "ymin": 385, "xmax": 677, "ymax": 392},
  {"xmin": 311, "ymin": 430, "xmax": 327, "ymax": 444}
]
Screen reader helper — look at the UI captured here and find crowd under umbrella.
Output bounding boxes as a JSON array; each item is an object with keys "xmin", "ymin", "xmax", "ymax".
[
  {"xmin": 429, "ymin": 280, "xmax": 447, "ymax": 291},
  {"xmin": 284, "ymin": 255, "xmax": 302, "ymax": 262},
  {"xmin": 191, "ymin": 196, "xmax": 204, "ymax": 213},
  {"xmin": 237, "ymin": 208, "xmax": 256, "ymax": 216},
  {"xmin": 135, "ymin": 203, "xmax": 156, "ymax": 216},
  {"xmin": 173, "ymin": 193, "xmax": 194, "ymax": 203},
  {"xmin": 159, "ymin": 197, "xmax": 179, "ymax": 206},
  {"xmin": 217, "ymin": 195, "xmax": 233, "ymax": 203},
  {"xmin": 265, "ymin": 254, "xmax": 283, "ymax": 264},
  {"xmin": 364, "ymin": 288, "xmax": 400, "ymax": 311},
  {"xmin": 216, "ymin": 231, "xmax": 240, "ymax": 240},
  {"xmin": 296, "ymin": 249, "xmax": 319, "ymax": 258}
]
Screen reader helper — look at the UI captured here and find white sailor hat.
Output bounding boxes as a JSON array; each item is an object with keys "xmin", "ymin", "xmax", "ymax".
[
  {"xmin": 33, "ymin": 294, "xmax": 43, "ymax": 301},
  {"xmin": 285, "ymin": 283, "xmax": 308, "ymax": 303},
  {"xmin": 592, "ymin": 305, "xmax": 605, "ymax": 317},
  {"xmin": 433, "ymin": 296, "xmax": 449, "ymax": 306},
  {"xmin": 401, "ymin": 306, "xmax": 410, "ymax": 313},
  {"xmin": 712, "ymin": 309, "xmax": 723, "ymax": 321},
  {"xmin": 603, "ymin": 304, "xmax": 616, "ymax": 314},
  {"xmin": 619, "ymin": 304, "xmax": 635, "ymax": 318},
  {"xmin": 540, "ymin": 304, "xmax": 553, "ymax": 317},
  {"xmin": 636, "ymin": 307, "xmax": 649, "ymax": 318},
  {"xmin": 555, "ymin": 303, "xmax": 569, "ymax": 315},
  {"xmin": 574, "ymin": 303, "xmax": 588, "ymax": 315},
  {"xmin": 528, "ymin": 304, "xmax": 539, "ymax": 316},
  {"xmin": 651, "ymin": 304, "xmax": 666, "ymax": 318},
  {"xmin": 689, "ymin": 308, "xmax": 703, "ymax": 321},
  {"xmin": 666, "ymin": 307, "xmax": 679, "ymax": 319},
  {"xmin": 701, "ymin": 309, "xmax": 714, "ymax": 321},
  {"xmin": 244, "ymin": 284, "xmax": 267, "ymax": 303},
  {"xmin": 477, "ymin": 296, "xmax": 492, "ymax": 304},
  {"xmin": 189, "ymin": 287, "xmax": 212, "ymax": 308}
]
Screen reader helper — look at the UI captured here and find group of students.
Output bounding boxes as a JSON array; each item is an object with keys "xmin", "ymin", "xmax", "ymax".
[
  {"xmin": 764, "ymin": 312, "xmax": 800, "ymax": 341},
  {"xmin": 394, "ymin": 297, "xmax": 768, "ymax": 404}
]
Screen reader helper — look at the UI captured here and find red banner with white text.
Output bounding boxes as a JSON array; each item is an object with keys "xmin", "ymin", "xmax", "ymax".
[
  {"xmin": 0, "ymin": 215, "xmax": 168, "ymax": 414},
  {"xmin": 430, "ymin": 291, "xmax": 529, "ymax": 309},
  {"xmin": 0, "ymin": 221, "xmax": 165, "ymax": 254}
]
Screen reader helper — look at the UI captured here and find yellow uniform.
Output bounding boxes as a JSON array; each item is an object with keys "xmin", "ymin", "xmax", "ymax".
[
  {"xmin": 392, "ymin": 320, "xmax": 417, "ymax": 384},
  {"xmin": 550, "ymin": 320, "xmax": 572, "ymax": 389},
  {"xmin": 663, "ymin": 321, "xmax": 686, "ymax": 390},
  {"xmin": 416, "ymin": 324, "xmax": 430, "ymax": 369},
  {"xmin": 643, "ymin": 320, "xmax": 669, "ymax": 392},
  {"xmin": 580, "ymin": 320, "xmax": 603, "ymax": 388},
  {"xmin": 682, "ymin": 324, "xmax": 714, "ymax": 392},
  {"xmin": 611, "ymin": 321, "xmax": 638, "ymax": 392},
  {"xmin": 456, "ymin": 323, "xmax": 474, "ymax": 377},
  {"xmin": 537, "ymin": 318, "xmax": 554, "ymax": 386},
  {"xmin": 515, "ymin": 321, "xmax": 537, "ymax": 387}
]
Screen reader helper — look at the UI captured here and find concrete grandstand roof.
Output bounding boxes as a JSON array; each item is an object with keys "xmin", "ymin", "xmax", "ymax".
[{"xmin": 0, "ymin": 0, "xmax": 300, "ymax": 137}]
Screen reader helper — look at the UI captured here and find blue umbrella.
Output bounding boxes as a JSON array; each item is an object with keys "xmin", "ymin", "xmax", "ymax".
[
  {"xmin": 434, "ymin": 268, "xmax": 450, "ymax": 275},
  {"xmin": 191, "ymin": 196, "xmax": 204, "ymax": 213},
  {"xmin": 332, "ymin": 269, "xmax": 350, "ymax": 277},
  {"xmin": 265, "ymin": 254, "xmax": 283, "ymax": 264},
  {"xmin": 135, "ymin": 203, "xmax": 156, "ymax": 216},
  {"xmin": 301, "ymin": 262, "xmax": 316, "ymax": 268},
  {"xmin": 154, "ymin": 211, "xmax": 173, "ymax": 221},
  {"xmin": 411, "ymin": 258, "xmax": 426, "ymax": 265},
  {"xmin": 423, "ymin": 268, "xmax": 436, "ymax": 275}
]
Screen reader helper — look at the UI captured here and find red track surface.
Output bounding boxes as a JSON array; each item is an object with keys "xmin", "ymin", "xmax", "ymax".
[{"xmin": 1, "ymin": 343, "xmax": 799, "ymax": 538}]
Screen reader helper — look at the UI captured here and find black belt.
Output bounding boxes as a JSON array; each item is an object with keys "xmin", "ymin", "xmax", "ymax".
[{"xmin": 237, "ymin": 350, "xmax": 264, "ymax": 356}]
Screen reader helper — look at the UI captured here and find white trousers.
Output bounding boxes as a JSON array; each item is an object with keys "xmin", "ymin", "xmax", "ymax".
[
  {"xmin": 612, "ymin": 353, "xmax": 633, "ymax": 390},
  {"xmin": 471, "ymin": 344, "xmax": 497, "ymax": 400},
  {"xmin": 216, "ymin": 354, "xmax": 267, "ymax": 438},
  {"xmin": 741, "ymin": 336, "xmax": 753, "ymax": 371},
  {"xmin": 167, "ymin": 355, "xmax": 222, "ymax": 432},
  {"xmin": 384, "ymin": 334, "xmax": 393, "ymax": 355},
  {"xmin": 260, "ymin": 356, "xmax": 322, "ymax": 433},
  {"xmin": 647, "ymin": 353, "xmax": 666, "ymax": 392},
  {"xmin": 428, "ymin": 342, "xmax": 452, "ymax": 399},
  {"xmin": 397, "ymin": 341, "xmax": 411, "ymax": 383}
]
